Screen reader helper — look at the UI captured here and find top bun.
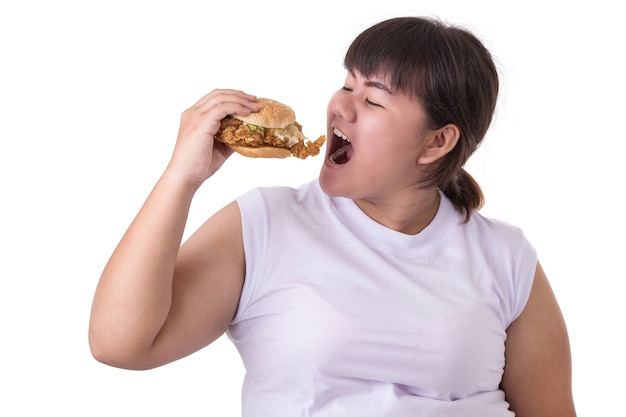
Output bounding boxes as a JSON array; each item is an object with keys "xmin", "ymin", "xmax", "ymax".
[{"xmin": 232, "ymin": 98, "xmax": 296, "ymax": 129}]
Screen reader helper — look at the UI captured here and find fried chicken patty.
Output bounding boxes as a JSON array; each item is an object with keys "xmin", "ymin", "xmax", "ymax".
[
  {"xmin": 217, "ymin": 117, "xmax": 293, "ymax": 148},
  {"xmin": 216, "ymin": 117, "xmax": 326, "ymax": 159}
]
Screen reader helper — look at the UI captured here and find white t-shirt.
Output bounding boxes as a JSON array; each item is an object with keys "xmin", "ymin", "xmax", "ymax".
[{"xmin": 228, "ymin": 179, "xmax": 537, "ymax": 417}]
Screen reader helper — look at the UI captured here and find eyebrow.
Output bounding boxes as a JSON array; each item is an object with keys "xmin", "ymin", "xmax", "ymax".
[
  {"xmin": 364, "ymin": 80, "xmax": 393, "ymax": 95},
  {"xmin": 349, "ymin": 69, "xmax": 393, "ymax": 94}
]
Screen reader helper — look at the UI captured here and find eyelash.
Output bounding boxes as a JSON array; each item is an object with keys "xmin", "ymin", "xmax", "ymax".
[{"xmin": 341, "ymin": 87, "xmax": 382, "ymax": 108}]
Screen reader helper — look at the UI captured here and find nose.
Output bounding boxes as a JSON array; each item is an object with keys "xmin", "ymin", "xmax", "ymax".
[{"xmin": 329, "ymin": 91, "xmax": 356, "ymax": 122}]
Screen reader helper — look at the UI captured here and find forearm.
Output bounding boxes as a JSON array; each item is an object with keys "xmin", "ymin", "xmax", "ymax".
[{"xmin": 89, "ymin": 170, "xmax": 199, "ymax": 366}]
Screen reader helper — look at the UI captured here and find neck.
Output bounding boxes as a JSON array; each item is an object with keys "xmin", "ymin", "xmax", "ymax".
[{"xmin": 354, "ymin": 188, "xmax": 441, "ymax": 235}]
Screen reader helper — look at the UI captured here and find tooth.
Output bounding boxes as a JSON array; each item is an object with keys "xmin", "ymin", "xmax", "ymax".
[{"xmin": 333, "ymin": 127, "xmax": 350, "ymax": 142}]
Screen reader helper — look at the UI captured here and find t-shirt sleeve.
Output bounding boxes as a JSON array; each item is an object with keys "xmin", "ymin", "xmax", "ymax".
[
  {"xmin": 231, "ymin": 188, "xmax": 269, "ymax": 325},
  {"xmin": 509, "ymin": 228, "xmax": 538, "ymax": 324}
]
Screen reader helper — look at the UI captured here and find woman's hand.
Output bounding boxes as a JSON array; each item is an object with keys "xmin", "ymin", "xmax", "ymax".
[{"xmin": 166, "ymin": 89, "xmax": 260, "ymax": 187}]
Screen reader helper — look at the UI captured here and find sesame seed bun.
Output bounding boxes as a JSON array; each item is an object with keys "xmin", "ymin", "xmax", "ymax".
[{"xmin": 232, "ymin": 98, "xmax": 296, "ymax": 129}]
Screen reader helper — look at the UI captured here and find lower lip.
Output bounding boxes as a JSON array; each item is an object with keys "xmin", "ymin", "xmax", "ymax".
[
  {"xmin": 323, "ymin": 155, "xmax": 349, "ymax": 170},
  {"xmin": 323, "ymin": 156, "xmax": 339, "ymax": 168}
]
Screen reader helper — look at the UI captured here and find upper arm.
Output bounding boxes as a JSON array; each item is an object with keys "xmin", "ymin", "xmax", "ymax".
[
  {"xmin": 501, "ymin": 261, "xmax": 577, "ymax": 417},
  {"xmin": 148, "ymin": 201, "xmax": 245, "ymax": 366}
]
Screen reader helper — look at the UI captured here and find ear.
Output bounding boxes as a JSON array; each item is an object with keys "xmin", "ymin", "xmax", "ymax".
[{"xmin": 417, "ymin": 124, "xmax": 460, "ymax": 165}]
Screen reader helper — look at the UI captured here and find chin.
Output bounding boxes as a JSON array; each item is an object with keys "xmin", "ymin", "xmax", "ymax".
[{"xmin": 318, "ymin": 164, "xmax": 351, "ymax": 198}]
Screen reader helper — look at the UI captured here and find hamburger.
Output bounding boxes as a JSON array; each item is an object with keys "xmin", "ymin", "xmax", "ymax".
[{"xmin": 215, "ymin": 98, "xmax": 326, "ymax": 159}]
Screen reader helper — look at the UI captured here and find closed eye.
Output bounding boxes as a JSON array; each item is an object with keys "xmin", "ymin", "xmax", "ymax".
[
  {"xmin": 340, "ymin": 86, "xmax": 383, "ymax": 108},
  {"xmin": 366, "ymin": 98, "xmax": 383, "ymax": 108}
]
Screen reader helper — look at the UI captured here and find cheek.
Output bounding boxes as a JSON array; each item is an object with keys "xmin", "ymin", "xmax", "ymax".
[
  {"xmin": 364, "ymin": 126, "xmax": 422, "ymax": 162},
  {"xmin": 359, "ymin": 130, "xmax": 424, "ymax": 183},
  {"xmin": 359, "ymin": 135, "xmax": 417, "ymax": 179}
]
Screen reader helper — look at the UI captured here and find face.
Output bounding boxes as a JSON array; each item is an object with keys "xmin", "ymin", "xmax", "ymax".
[{"xmin": 319, "ymin": 70, "xmax": 434, "ymax": 203}]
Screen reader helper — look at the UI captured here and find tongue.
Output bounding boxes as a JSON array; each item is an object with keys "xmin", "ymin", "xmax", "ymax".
[{"xmin": 330, "ymin": 144, "xmax": 352, "ymax": 164}]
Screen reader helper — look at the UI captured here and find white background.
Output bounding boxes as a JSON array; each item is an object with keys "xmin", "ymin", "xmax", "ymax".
[{"xmin": 1, "ymin": 0, "xmax": 624, "ymax": 415}]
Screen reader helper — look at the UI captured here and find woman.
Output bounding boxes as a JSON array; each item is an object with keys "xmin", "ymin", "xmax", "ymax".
[{"xmin": 89, "ymin": 16, "xmax": 576, "ymax": 416}]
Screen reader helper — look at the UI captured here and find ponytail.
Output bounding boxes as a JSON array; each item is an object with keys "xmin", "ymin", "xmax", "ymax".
[{"xmin": 439, "ymin": 168, "xmax": 484, "ymax": 222}]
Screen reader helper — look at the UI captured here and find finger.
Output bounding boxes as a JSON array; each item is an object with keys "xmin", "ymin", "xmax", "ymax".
[
  {"xmin": 191, "ymin": 88, "xmax": 246, "ymax": 106},
  {"xmin": 192, "ymin": 89, "xmax": 259, "ymax": 113},
  {"xmin": 188, "ymin": 92, "xmax": 260, "ymax": 131}
]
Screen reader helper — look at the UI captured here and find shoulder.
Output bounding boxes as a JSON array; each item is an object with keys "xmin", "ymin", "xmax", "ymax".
[
  {"xmin": 463, "ymin": 211, "xmax": 536, "ymax": 263},
  {"xmin": 236, "ymin": 180, "xmax": 326, "ymax": 218},
  {"xmin": 238, "ymin": 179, "xmax": 320, "ymax": 203},
  {"xmin": 467, "ymin": 211, "xmax": 527, "ymax": 242}
]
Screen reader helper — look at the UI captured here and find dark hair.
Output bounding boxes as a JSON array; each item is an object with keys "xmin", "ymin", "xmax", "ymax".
[{"xmin": 344, "ymin": 16, "xmax": 499, "ymax": 221}]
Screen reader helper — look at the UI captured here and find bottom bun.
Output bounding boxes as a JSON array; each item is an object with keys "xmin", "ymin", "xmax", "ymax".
[{"xmin": 227, "ymin": 144, "xmax": 292, "ymax": 159}]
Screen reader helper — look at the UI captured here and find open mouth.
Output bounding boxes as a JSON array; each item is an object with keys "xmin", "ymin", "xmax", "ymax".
[{"xmin": 329, "ymin": 126, "xmax": 353, "ymax": 164}]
